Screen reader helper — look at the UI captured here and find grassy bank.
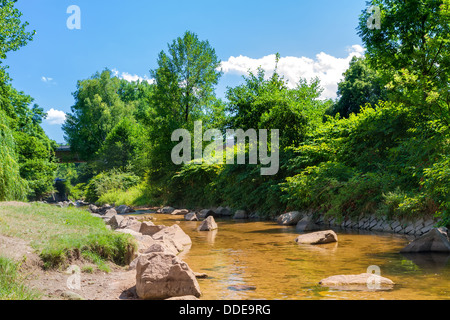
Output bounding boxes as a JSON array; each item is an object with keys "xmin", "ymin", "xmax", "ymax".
[
  {"xmin": 0, "ymin": 202, "xmax": 137, "ymax": 271},
  {"xmin": 0, "ymin": 256, "xmax": 40, "ymax": 300}
]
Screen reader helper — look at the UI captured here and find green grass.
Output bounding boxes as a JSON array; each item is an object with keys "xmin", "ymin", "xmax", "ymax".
[
  {"xmin": 0, "ymin": 256, "xmax": 41, "ymax": 300},
  {"xmin": 97, "ymin": 183, "xmax": 156, "ymax": 207},
  {"xmin": 0, "ymin": 202, "xmax": 137, "ymax": 270}
]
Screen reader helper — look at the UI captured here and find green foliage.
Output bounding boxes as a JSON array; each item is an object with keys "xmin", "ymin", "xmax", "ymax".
[
  {"xmin": 0, "ymin": 203, "xmax": 137, "ymax": 270},
  {"xmin": 0, "ymin": 256, "xmax": 40, "ymax": 300},
  {"xmin": 358, "ymin": 0, "xmax": 450, "ymax": 123},
  {"xmin": 85, "ymin": 170, "xmax": 141, "ymax": 203},
  {"xmin": 328, "ymin": 57, "xmax": 387, "ymax": 118},
  {"xmin": 0, "ymin": 0, "xmax": 34, "ymax": 61},
  {"xmin": 0, "ymin": 111, "xmax": 27, "ymax": 201}
]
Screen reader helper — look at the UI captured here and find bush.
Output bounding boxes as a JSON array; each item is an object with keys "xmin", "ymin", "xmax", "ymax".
[
  {"xmin": 0, "ymin": 257, "xmax": 40, "ymax": 300},
  {"xmin": 84, "ymin": 170, "xmax": 141, "ymax": 203}
]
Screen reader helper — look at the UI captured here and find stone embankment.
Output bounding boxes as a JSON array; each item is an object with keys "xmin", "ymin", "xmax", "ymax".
[{"xmin": 277, "ymin": 210, "xmax": 442, "ymax": 238}]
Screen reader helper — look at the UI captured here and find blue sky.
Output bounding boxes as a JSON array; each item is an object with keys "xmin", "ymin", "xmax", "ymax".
[{"xmin": 6, "ymin": 0, "xmax": 368, "ymax": 143}]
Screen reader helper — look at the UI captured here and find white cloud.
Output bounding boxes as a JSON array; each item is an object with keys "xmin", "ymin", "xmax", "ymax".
[
  {"xmin": 220, "ymin": 45, "xmax": 365, "ymax": 99},
  {"xmin": 45, "ymin": 108, "xmax": 66, "ymax": 125},
  {"xmin": 41, "ymin": 76, "xmax": 54, "ymax": 83},
  {"xmin": 112, "ymin": 69, "xmax": 155, "ymax": 84}
]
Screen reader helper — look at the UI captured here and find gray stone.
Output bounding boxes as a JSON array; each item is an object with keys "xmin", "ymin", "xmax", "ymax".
[
  {"xmin": 198, "ymin": 216, "xmax": 218, "ymax": 231},
  {"xmin": 184, "ymin": 212, "xmax": 199, "ymax": 221},
  {"xmin": 89, "ymin": 204, "xmax": 99, "ymax": 213},
  {"xmin": 118, "ymin": 216, "xmax": 142, "ymax": 233},
  {"xmin": 197, "ymin": 209, "xmax": 215, "ymax": 220},
  {"xmin": 152, "ymin": 224, "xmax": 192, "ymax": 246},
  {"xmin": 277, "ymin": 211, "xmax": 303, "ymax": 226},
  {"xmin": 319, "ymin": 273, "xmax": 395, "ymax": 291},
  {"xmin": 295, "ymin": 216, "xmax": 321, "ymax": 233},
  {"xmin": 171, "ymin": 209, "xmax": 190, "ymax": 216},
  {"xmin": 233, "ymin": 210, "xmax": 248, "ymax": 219},
  {"xmin": 159, "ymin": 206, "xmax": 175, "ymax": 214},
  {"xmin": 107, "ymin": 214, "xmax": 125, "ymax": 229},
  {"xmin": 139, "ymin": 221, "xmax": 166, "ymax": 236},
  {"xmin": 400, "ymin": 228, "xmax": 450, "ymax": 253},
  {"xmin": 215, "ymin": 206, "xmax": 232, "ymax": 216},
  {"xmin": 116, "ymin": 205, "xmax": 135, "ymax": 214},
  {"xmin": 295, "ymin": 230, "xmax": 338, "ymax": 245}
]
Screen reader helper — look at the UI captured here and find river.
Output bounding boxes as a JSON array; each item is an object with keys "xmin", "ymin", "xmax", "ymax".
[{"xmin": 135, "ymin": 211, "xmax": 450, "ymax": 300}]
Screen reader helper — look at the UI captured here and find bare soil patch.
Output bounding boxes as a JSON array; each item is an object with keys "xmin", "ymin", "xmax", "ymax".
[{"xmin": 0, "ymin": 234, "xmax": 137, "ymax": 300}]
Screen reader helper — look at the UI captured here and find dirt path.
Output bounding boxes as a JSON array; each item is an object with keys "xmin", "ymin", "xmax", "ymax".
[{"xmin": 0, "ymin": 234, "xmax": 137, "ymax": 300}]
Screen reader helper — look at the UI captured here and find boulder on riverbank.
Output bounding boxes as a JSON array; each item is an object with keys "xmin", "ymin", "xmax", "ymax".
[
  {"xmin": 139, "ymin": 221, "xmax": 166, "ymax": 236},
  {"xmin": 296, "ymin": 216, "xmax": 321, "ymax": 232},
  {"xmin": 117, "ymin": 216, "xmax": 142, "ymax": 233},
  {"xmin": 115, "ymin": 205, "xmax": 135, "ymax": 214},
  {"xmin": 184, "ymin": 212, "xmax": 198, "ymax": 221},
  {"xmin": 171, "ymin": 209, "xmax": 190, "ymax": 216},
  {"xmin": 157, "ymin": 206, "xmax": 175, "ymax": 214},
  {"xmin": 400, "ymin": 227, "xmax": 450, "ymax": 253},
  {"xmin": 198, "ymin": 216, "xmax": 218, "ymax": 231},
  {"xmin": 135, "ymin": 252, "xmax": 202, "ymax": 300},
  {"xmin": 214, "ymin": 206, "xmax": 232, "ymax": 217},
  {"xmin": 319, "ymin": 273, "xmax": 395, "ymax": 291},
  {"xmin": 197, "ymin": 209, "xmax": 214, "ymax": 220},
  {"xmin": 277, "ymin": 211, "xmax": 303, "ymax": 226},
  {"xmin": 295, "ymin": 230, "xmax": 338, "ymax": 245},
  {"xmin": 152, "ymin": 224, "xmax": 192, "ymax": 247},
  {"xmin": 233, "ymin": 210, "xmax": 248, "ymax": 219}
]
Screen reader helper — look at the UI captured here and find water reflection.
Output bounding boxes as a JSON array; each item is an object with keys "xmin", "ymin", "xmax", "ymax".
[
  {"xmin": 401, "ymin": 253, "xmax": 450, "ymax": 272},
  {"xmin": 135, "ymin": 213, "xmax": 450, "ymax": 300}
]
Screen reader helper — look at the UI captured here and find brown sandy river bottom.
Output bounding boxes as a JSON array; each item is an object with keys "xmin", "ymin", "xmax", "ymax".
[{"xmin": 136, "ymin": 212, "xmax": 449, "ymax": 300}]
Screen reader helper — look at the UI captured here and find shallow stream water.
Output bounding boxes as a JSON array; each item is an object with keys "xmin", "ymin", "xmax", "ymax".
[{"xmin": 134, "ymin": 211, "xmax": 450, "ymax": 300}]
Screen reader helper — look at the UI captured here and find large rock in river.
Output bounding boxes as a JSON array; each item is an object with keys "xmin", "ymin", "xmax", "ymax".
[
  {"xmin": 400, "ymin": 227, "xmax": 450, "ymax": 253},
  {"xmin": 198, "ymin": 216, "xmax": 218, "ymax": 231},
  {"xmin": 295, "ymin": 230, "xmax": 338, "ymax": 245},
  {"xmin": 277, "ymin": 211, "xmax": 303, "ymax": 226},
  {"xmin": 319, "ymin": 273, "xmax": 395, "ymax": 291},
  {"xmin": 135, "ymin": 252, "xmax": 202, "ymax": 300}
]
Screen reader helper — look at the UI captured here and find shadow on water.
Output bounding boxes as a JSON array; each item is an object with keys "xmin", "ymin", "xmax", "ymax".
[{"xmin": 401, "ymin": 253, "xmax": 450, "ymax": 272}]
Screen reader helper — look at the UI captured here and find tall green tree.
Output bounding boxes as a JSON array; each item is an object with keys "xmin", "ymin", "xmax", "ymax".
[
  {"xmin": 358, "ymin": 0, "xmax": 450, "ymax": 122},
  {"xmin": 144, "ymin": 31, "xmax": 222, "ymax": 181},
  {"xmin": 0, "ymin": 0, "xmax": 56, "ymax": 200},
  {"xmin": 63, "ymin": 69, "xmax": 138, "ymax": 161},
  {"xmin": 150, "ymin": 31, "xmax": 222, "ymax": 123},
  {"xmin": 329, "ymin": 57, "xmax": 387, "ymax": 118}
]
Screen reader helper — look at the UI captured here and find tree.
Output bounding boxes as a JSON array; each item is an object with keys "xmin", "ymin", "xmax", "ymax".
[
  {"xmin": 358, "ymin": 0, "xmax": 450, "ymax": 122},
  {"xmin": 144, "ymin": 31, "xmax": 222, "ymax": 182},
  {"xmin": 96, "ymin": 117, "xmax": 141, "ymax": 172},
  {"xmin": 0, "ymin": 110, "xmax": 27, "ymax": 201},
  {"xmin": 329, "ymin": 57, "xmax": 387, "ymax": 118},
  {"xmin": 63, "ymin": 69, "xmax": 138, "ymax": 161},
  {"xmin": 0, "ymin": 0, "xmax": 34, "ymax": 61},
  {"xmin": 0, "ymin": 0, "xmax": 57, "ymax": 200},
  {"xmin": 226, "ymin": 67, "xmax": 327, "ymax": 149},
  {"xmin": 150, "ymin": 31, "xmax": 222, "ymax": 123}
]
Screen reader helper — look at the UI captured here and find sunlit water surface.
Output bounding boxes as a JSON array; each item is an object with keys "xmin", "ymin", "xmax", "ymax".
[{"xmin": 134, "ymin": 211, "xmax": 450, "ymax": 300}]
